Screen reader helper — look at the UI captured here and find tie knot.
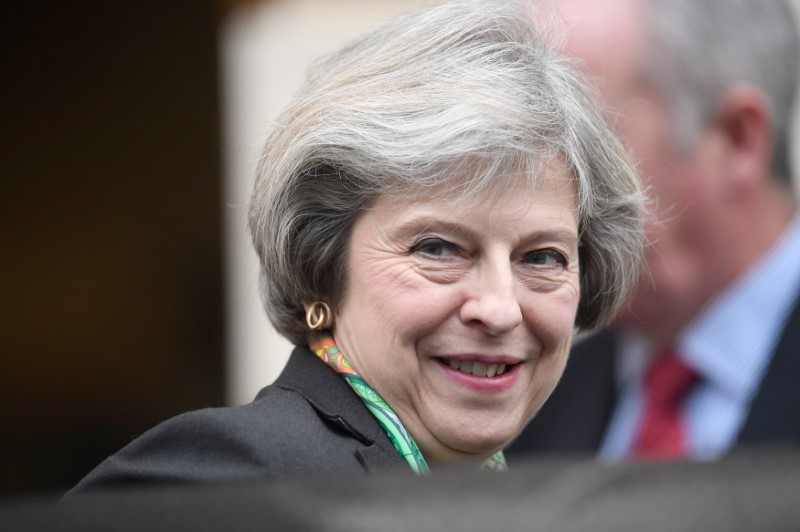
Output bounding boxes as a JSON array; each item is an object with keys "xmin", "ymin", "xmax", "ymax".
[{"xmin": 644, "ymin": 351, "xmax": 698, "ymax": 406}]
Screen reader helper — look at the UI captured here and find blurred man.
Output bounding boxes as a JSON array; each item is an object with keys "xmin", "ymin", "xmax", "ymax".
[{"xmin": 510, "ymin": 0, "xmax": 800, "ymax": 460}]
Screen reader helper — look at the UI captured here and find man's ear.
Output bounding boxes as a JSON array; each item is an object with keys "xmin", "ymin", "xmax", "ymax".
[{"xmin": 711, "ymin": 83, "xmax": 773, "ymax": 196}]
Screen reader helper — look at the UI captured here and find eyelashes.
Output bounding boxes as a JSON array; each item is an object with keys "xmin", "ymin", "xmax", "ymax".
[
  {"xmin": 410, "ymin": 237, "xmax": 462, "ymax": 259},
  {"xmin": 523, "ymin": 249, "xmax": 568, "ymax": 268},
  {"xmin": 409, "ymin": 237, "xmax": 570, "ymax": 272}
]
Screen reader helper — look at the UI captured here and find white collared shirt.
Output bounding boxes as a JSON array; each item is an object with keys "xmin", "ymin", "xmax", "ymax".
[{"xmin": 600, "ymin": 214, "xmax": 800, "ymax": 461}]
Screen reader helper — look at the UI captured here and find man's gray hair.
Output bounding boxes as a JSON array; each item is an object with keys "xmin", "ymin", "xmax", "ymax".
[
  {"xmin": 643, "ymin": 0, "xmax": 799, "ymax": 182},
  {"xmin": 249, "ymin": 0, "xmax": 646, "ymax": 345}
]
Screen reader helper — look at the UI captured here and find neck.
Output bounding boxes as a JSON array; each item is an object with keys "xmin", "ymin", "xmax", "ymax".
[{"xmin": 712, "ymin": 182, "xmax": 795, "ymax": 303}]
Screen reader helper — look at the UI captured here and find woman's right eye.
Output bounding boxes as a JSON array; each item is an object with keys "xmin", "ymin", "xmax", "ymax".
[{"xmin": 411, "ymin": 237, "xmax": 460, "ymax": 258}]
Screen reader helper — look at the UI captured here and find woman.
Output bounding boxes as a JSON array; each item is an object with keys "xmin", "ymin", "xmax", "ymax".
[{"xmin": 72, "ymin": 0, "xmax": 644, "ymax": 490}]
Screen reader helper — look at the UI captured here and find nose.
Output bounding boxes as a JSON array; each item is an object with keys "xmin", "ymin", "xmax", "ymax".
[{"xmin": 459, "ymin": 257, "xmax": 523, "ymax": 336}]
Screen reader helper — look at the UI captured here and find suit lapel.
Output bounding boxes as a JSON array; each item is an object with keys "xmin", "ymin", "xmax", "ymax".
[
  {"xmin": 271, "ymin": 346, "xmax": 408, "ymax": 472},
  {"xmin": 737, "ymin": 298, "xmax": 800, "ymax": 443}
]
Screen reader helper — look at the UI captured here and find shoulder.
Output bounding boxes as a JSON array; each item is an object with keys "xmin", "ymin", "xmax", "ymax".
[
  {"xmin": 68, "ymin": 346, "xmax": 407, "ymax": 494},
  {"xmin": 69, "ymin": 383, "xmax": 363, "ymax": 493}
]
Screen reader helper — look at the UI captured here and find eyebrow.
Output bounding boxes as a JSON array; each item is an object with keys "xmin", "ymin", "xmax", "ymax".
[
  {"xmin": 395, "ymin": 216, "xmax": 579, "ymax": 247},
  {"xmin": 396, "ymin": 218, "xmax": 476, "ymax": 239}
]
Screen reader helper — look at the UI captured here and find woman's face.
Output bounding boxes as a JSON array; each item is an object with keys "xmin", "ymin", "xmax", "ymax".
[{"xmin": 333, "ymin": 169, "xmax": 580, "ymax": 464}]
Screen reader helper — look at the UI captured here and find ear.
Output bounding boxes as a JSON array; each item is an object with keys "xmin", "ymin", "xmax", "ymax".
[{"xmin": 711, "ymin": 84, "xmax": 773, "ymax": 196}]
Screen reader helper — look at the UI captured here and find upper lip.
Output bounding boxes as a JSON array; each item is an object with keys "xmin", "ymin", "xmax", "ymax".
[{"xmin": 435, "ymin": 354, "xmax": 523, "ymax": 365}]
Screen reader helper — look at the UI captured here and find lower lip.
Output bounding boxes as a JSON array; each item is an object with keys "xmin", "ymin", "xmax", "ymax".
[{"xmin": 436, "ymin": 359, "xmax": 521, "ymax": 393}]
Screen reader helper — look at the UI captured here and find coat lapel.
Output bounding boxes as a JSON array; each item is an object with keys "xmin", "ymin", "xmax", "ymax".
[
  {"xmin": 737, "ymin": 298, "xmax": 800, "ymax": 444},
  {"xmin": 271, "ymin": 346, "xmax": 408, "ymax": 473}
]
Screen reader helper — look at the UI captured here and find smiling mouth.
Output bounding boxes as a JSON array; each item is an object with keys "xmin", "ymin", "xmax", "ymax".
[{"xmin": 439, "ymin": 359, "xmax": 512, "ymax": 378}]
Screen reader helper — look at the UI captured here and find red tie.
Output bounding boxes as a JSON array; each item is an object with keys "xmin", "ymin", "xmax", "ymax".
[{"xmin": 631, "ymin": 350, "xmax": 699, "ymax": 460}]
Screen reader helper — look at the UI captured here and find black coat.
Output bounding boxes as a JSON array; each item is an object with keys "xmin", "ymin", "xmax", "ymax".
[
  {"xmin": 70, "ymin": 346, "xmax": 408, "ymax": 493},
  {"xmin": 508, "ymin": 298, "xmax": 800, "ymax": 456}
]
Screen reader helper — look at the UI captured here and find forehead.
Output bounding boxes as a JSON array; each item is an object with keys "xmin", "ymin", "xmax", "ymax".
[
  {"xmin": 382, "ymin": 154, "xmax": 575, "ymax": 208},
  {"xmin": 377, "ymin": 162, "xmax": 578, "ymax": 222}
]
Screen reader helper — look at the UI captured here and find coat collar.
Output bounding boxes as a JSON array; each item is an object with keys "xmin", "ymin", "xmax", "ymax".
[{"xmin": 268, "ymin": 345, "xmax": 408, "ymax": 473}]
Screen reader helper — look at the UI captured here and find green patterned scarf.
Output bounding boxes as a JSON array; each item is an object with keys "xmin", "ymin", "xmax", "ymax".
[{"xmin": 309, "ymin": 332, "xmax": 507, "ymax": 474}]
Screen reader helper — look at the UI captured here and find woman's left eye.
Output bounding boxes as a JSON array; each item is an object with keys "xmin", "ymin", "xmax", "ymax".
[
  {"xmin": 411, "ymin": 237, "xmax": 460, "ymax": 258},
  {"xmin": 523, "ymin": 249, "xmax": 568, "ymax": 268}
]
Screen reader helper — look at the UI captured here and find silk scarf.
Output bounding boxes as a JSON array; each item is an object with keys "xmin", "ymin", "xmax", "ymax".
[{"xmin": 309, "ymin": 333, "xmax": 507, "ymax": 474}]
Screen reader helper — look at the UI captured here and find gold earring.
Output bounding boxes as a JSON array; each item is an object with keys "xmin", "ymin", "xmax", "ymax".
[{"xmin": 306, "ymin": 301, "xmax": 332, "ymax": 330}]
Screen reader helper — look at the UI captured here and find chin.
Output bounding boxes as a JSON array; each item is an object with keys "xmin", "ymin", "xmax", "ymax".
[{"xmin": 438, "ymin": 425, "xmax": 519, "ymax": 461}]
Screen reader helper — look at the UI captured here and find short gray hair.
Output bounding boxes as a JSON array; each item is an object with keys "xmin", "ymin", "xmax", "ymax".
[
  {"xmin": 249, "ymin": 0, "xmax": 646, "ymax": 345},
  {"xmin": 643, "ymin": 0, "xmax": 799, "ymax": 182}
]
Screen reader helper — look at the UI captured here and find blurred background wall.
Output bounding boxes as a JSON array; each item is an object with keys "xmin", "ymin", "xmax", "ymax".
[
  {"xmin": 2, "ymin": 0, "xmax": 800, "ymax": 497},
  {"xmin": 1, "ymin": 0, "xmax": 225, "ymax": 496}
]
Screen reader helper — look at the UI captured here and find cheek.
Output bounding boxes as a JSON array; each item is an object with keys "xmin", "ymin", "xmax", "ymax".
[
  {"xmin": 522, "ymin": 286, "xmax": 580, "ymax": 347},
  {"xmin": 639, "ymin": 158, "xmax": 684, "ymax": 207},
  {"xmin": 533, "ymin": 291, "xmax": 578, "ymax": 367},
  {"xmin": 618, "ymin": 96, "xmax": 674, "ymax": 164},
  {"xmin": 533, "ymin": 348, "xmax": 571, "ymax": 411},
  {"xmin": 387, "ymin": 285, "xmax": 464, "ymax": 344},
  {"xmin": 525, "ymin": 309, "xmax": 573, "ymax": 416},
  {"xmin": 352, "ymin": 261, "xmax": 459, "ymax": 342},
  {"xmin": 645, "ymin": 163, "xmax": 721, "ymax": 249}
]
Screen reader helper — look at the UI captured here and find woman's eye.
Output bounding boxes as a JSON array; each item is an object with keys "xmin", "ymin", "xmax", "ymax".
[
  {"xmin": 411, "ymin": 238, "xmax": 460, "ymax": 258},
  {"xmin": 524, "ymin": 249, "xmax": 567, "ymax": 268}
]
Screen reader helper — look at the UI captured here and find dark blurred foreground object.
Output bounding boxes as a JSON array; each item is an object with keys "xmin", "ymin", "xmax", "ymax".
[{"xmin": 2, "ymin": 446, "xmax": 799, "ymax": 531}]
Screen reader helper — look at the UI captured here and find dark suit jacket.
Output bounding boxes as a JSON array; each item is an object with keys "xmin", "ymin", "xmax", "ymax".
[
  {"xmin": 70, "ymin": 346, "xmax": 407, "ymax": 493},
  {"xmin": 508, "ymin": 298, "xmax": 800, "ymax": 456}
]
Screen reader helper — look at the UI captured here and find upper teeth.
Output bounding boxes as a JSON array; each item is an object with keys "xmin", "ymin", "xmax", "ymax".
[{"xmin": 447, "ymin": 359, "xmax": 508, "ymax": 377}]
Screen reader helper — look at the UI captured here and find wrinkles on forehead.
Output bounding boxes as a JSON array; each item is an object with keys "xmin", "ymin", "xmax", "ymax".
[{"xmin": 376, "ymin": 152, "xmax": 574, "ymax": 212}]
